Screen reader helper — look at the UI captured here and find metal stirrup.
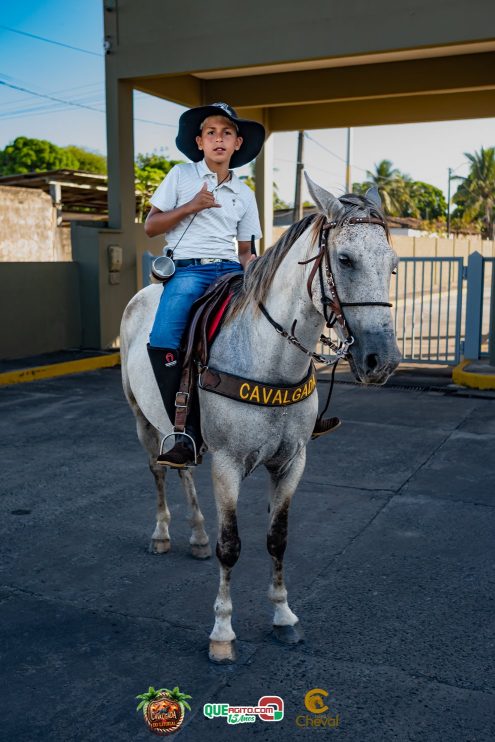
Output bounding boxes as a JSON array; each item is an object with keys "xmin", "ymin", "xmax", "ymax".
[{"xmin": 159, "ymin": 432, "xmax": 199, "ymax": 466}]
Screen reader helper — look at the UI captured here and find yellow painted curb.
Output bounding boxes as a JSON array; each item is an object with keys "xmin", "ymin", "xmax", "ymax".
[
  {"xmin": 0, "ymin": 353, "xmax": 121, "ymax": 386},
  {"xmin": 452, "ymin": 359, "xmax": 495, "ymax": 391}
]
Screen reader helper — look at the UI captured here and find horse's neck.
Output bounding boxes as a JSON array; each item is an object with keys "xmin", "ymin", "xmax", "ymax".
[{"xmin": 213, "ymin": 230, "xmax": 325, "ymax": 382}]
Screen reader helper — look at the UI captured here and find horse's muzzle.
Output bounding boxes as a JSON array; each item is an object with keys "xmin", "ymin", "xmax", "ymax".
[{"xmin": 347, "ymin": 333, "xmax": 401, "ymax": 385}]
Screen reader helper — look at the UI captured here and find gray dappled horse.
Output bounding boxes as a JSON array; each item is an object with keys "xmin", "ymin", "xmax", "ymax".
[{"xmin": 121, "ymin": 176, "xmax": 400, "ymax": 662}]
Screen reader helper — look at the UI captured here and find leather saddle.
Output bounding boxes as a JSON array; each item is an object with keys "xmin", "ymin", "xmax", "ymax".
[{"xmin": 174, "ymin": 272, "xmax": 243, "ymax": 433}]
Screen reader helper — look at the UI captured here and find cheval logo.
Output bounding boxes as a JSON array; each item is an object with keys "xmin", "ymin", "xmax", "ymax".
[
  {"xmin": 204, "ymin": 695, "xmax": 284, "ymax": 725},
  {"xmin": 295, "ymin": 688, "xmax": 341, "ymax": 728},
  {"xmin": 136, "ymin": 685, "xmax": 192, "ymax": 735}
]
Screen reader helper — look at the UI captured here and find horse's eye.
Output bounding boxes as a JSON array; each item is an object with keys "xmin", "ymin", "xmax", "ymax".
[{"xmin": 338, "ymin": 255, "xmax": 353, "ymax": 268}]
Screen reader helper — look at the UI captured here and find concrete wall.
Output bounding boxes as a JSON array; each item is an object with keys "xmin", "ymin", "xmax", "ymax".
[
  {"xmin": 0, "ymin": 185, "xmax": 71, "ymax": 262},
  {"xmin": 0, "ymin": 262, "xmax": 81, "ymax": 359}
]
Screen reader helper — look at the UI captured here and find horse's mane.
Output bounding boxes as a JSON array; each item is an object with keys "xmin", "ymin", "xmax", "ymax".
[{"xmin": 228, "ymin": 192, "xmax": 388, "ymax": 318}]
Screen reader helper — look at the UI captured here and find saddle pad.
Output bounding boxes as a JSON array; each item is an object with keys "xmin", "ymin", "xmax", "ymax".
[{"xmin": 207, "ymin": 291, "xmax": 234, "ymax": 343}]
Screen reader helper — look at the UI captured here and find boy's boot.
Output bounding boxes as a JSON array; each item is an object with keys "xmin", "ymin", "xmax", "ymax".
[
  {"xmin": 146, "ymin": 345, "xmax": 199, "ymax": 468},
  {"xmin": 311, "ymin": 416, "xmax": 341, "ymax": 440}
]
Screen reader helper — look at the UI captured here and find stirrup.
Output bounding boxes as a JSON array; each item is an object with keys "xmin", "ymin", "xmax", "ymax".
[
  {"xmin": 158, "ymin": 431, "xmax": 199, "ymax": 467},
  {"xmin": 311, "ymin": 416, "xmax": 342, "ymax": 440}
]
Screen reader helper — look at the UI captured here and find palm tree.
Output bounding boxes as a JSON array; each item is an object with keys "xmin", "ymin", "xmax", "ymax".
[
  {"xmin": 453, "ymin": 147, "xmax": 495, "ymax": 239},
  {"xmin": 354, "ymin": 160, "xmax": 416, "ymax": 216}
]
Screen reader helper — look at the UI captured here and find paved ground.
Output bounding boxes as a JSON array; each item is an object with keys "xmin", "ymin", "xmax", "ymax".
[{"xmin": 1, "ymin": 368, "xmax": 494, "ymax": 741}]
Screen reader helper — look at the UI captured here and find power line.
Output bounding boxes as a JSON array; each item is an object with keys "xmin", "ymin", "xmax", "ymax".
[
  {"xmin": 0, "ymin": 24, "xmax": 102, "ymax": 57},
  {"xmin": 0, "ymin": 79, "xmax": 176, "ymax": 128}
]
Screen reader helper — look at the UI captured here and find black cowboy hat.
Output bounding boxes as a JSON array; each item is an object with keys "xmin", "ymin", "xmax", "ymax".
[{"xmin": 176, "ymin": 102, "xmax": 265, "ymax": 169}]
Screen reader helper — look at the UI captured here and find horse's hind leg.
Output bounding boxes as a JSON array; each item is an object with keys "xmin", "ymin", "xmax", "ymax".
[
  {"xmin": 209, "ymin": 453, "xmax": 242, "ymax": 663},
  {"xmin": 178, "ymin": 469, "xmax": 211, "ymax": 559},
  {"xmin": 148, "ymin": 461, "xmax": 171, "ymax": 554},
  {"xmin": 267, "ymin": 446, "xmax": 306, "ymax": 644},
  {"xmin": 133, "ymin": 408, "xmax": 172, "ymax": 554}
]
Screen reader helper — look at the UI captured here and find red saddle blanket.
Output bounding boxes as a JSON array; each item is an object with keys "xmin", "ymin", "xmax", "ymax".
[{"xmin": 207, "ymin": 291, "xmax": 234, "ymax": 343}]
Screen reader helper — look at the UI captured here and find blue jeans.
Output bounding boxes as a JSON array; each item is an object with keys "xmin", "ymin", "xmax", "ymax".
[{"xmin": 149, "ymin": 261, "xmax": 243, "ymax": 349}]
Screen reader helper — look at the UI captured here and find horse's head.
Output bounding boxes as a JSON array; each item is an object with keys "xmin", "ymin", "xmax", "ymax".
[{"xmin": 305, "ymin": 175, "xmax": 401, "ymax": 384}]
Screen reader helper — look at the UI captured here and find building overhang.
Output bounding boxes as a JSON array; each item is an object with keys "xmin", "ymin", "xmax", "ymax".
[{"xmin": 129, "ymin": 42, "xmax": 495, "ymax": 129}]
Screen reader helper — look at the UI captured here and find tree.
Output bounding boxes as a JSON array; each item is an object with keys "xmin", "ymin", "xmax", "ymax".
[
  {"xmin": 135, "ymin": 150, "xmax": 182, "ymax": 222},
  {"xmin": 63, "ymin": 145, "xmax": 107, "ymax": 174},
  {"xmin": 352, "ymin": 159, "xmax": 419, "ymax": 216},
  {"xmin": 0, "ymin": 136, "xmax": 107, "ymax": 175},
  {"xmin": 0, "ymin": 136, "xmax": 75, "ymax": 174},
  {"xmin": 452, "ymin": 147, "xmax": 495, "ymax": 239},
  {"xmin": 409, "ymin": 181, "xmax": 447, "ymax": 220}
]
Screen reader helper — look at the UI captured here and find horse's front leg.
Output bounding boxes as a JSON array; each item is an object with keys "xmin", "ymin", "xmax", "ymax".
[
  {"xmin": 267, "ymin": 446, "xmax": 306, "ymax": 644},
  {"xmin": 209, "ymin": 453, "xmax": 242, "ymax": 663}
]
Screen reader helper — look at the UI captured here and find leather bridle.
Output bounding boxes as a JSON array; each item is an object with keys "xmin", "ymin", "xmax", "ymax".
[{"xmin": 259, "ymin": 215, "xmax": 393, "ymax": 367}]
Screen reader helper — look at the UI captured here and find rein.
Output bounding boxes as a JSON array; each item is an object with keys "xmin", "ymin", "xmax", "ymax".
[{"xmin": 259, "ymin": 215, "xmax": 393, "ymax": 367}]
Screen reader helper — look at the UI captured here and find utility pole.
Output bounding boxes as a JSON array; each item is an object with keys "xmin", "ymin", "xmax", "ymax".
[
  {"xmin": 447, "ymin": 167, "xmax": 452, "ymax": 238},
  {"xmin": 293, "ymin": 130, "xmax": 305, "ymax": 222},
  {"xmin": 345, "ymin": 127, "xmax": 353, "ymax": 192}
]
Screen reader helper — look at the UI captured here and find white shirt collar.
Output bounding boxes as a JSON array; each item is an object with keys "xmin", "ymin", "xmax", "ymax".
[{"xmin": 196, "ymin": 158, "xmax": 240, "ymax": 194}]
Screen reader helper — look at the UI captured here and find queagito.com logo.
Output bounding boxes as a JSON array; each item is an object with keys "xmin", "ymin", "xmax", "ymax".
[{"xmin": 203, "ymin": 695, "xmax": 284, "ymax": 725}]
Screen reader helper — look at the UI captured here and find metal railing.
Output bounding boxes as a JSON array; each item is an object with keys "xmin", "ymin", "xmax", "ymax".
[{"xmin": 391, "ymin": 257, "xmax": 464, "ymax": 364}]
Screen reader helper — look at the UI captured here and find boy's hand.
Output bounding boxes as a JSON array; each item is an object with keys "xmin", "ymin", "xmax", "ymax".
[{"xmin": 188, "ymin": 182, "xmax": 222, "ymax": 213}]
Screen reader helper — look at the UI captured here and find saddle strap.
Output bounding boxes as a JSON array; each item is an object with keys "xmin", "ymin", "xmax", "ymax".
[{"xmin": 199, "ymin": 363, "xmax": 316, "ymax": 407}]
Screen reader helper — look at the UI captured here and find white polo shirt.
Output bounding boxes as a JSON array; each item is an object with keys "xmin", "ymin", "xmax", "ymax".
[{"xmin": 150, "ymin": 159, "xmax": 262, "ymax": 261}]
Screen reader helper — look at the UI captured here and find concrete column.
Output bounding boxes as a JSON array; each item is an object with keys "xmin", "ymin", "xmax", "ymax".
[
  {"xmin": 254, "ymin": 130, "xmax": 273, "ymax": 254},
  {"xmin": 105, "ymin": 78, "xmax": 135, "ymax": 231}
]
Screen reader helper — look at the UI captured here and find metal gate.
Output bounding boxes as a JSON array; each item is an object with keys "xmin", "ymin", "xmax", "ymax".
[{"xmin": 391, "ymin": 257, "xmax": 464, "ymax": 365}]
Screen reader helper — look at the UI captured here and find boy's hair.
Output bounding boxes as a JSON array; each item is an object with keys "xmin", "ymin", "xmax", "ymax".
[{"xmin": 199, "ymin": 115, "xmax": 239, "ymax": 133}]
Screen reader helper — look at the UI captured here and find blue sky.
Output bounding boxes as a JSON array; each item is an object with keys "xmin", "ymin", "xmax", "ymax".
[{"xmin": 1, "ymin": 1, "xmax": 494, "ymax": 204}]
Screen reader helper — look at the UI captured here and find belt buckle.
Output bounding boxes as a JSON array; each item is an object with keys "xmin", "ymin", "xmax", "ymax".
[{"xmin": 201, "ymin": 258, "xmax": 221, "ymax": 264}]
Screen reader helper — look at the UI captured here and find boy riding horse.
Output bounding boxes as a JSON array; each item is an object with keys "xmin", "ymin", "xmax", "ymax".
[{"xmin": 145, "ymin": 102, "xmax": 339, "ymax": 469}]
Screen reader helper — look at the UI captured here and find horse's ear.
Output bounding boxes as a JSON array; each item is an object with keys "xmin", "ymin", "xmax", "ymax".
[
  {"xmin": 304, "ymin": 172, "xmax": 345, "ymax": 221},
  {"xmin": 365, "ymin": 186, "xmax": 382, "ymax": 210}
]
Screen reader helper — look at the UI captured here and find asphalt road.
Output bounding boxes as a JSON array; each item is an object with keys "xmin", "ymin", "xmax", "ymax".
[{"xmin": 1, "ymin": 368, "xmax": 494, "ymax": 741}]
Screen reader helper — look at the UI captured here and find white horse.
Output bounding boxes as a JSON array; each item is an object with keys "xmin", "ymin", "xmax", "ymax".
[{"xmin": 120, "ymin": 176, "xmax": 401, "ymax": 662}]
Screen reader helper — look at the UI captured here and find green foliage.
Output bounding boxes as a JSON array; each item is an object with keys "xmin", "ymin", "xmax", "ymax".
[
  {"xmin": 409, "ymin": 181, "xmax": 447, "ymax": 220},
  {"xmin": 63, "ymin": 145, "xmax": 107, "ymax": 173},
  {"xmin": 353, "ymin": 160, "xmax": 416, "ymax": 216},
  {"xmin": 452, "ymin": 147, "xmax": 495, "ymax": 238},
  {"xmin": 134, "ymin": 149, "xmax": 183, "ymax": 222},
  {"xmin": 353, "ymin": 160, "xmax": 447, "ymax": 221},
  {"xmin": 0, "ymin": 136, "xmax": 106, "ymax": 175}
]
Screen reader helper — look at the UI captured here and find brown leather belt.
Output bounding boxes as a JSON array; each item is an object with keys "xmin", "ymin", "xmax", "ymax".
[{"xmin": 199, "ymin": 363, "xmax": 316, "ymax": 407}]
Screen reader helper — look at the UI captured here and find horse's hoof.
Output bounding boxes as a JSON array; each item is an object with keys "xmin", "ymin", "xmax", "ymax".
[
  {"xmin": 149, "ymin": 538, "xmax": 171, "ymax": 554},
  {"xmin": 273, "ymin": 621, "xmax": 304, "ymax": 645},
  {"xmin": 209, "ymin": 640, "xmax": 237, "ymax": 664},
  {"xmin": 190, "ymin": 542, "xmax": 212, "ymax": 559}
]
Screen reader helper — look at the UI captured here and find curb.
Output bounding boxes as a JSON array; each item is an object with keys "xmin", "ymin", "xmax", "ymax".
[
  {"xmin": 452, "ymin": 359, "xmax": 495, "ymax": 391},
  {"xmin": 0, "ymin": 353, "xmax": 121, "ymax": 386}
]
